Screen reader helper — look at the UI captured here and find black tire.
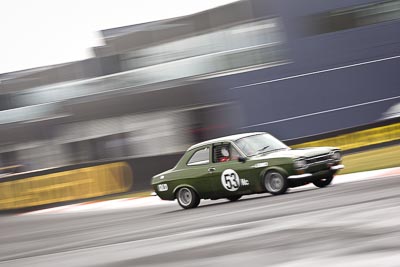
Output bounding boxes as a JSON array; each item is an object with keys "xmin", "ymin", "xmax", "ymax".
[
  {"xmin": 226, "ymin": 195, "xmax": 242, "ymax": 202},
  {"xmin": 313, "ymin": 176, "xmax": 333, "ymax": 188},
  {"xmin": 176, "ymin": 187, "xmax": 200, "ymax": 209},
  {"xmin": 264, "ymin": 171, "xmax": 288, "ymax": 195}
]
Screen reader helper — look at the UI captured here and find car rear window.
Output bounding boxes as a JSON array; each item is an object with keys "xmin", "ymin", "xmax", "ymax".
[{"xmin": 187, "ymin": 147, "xmax": 209, "ymax": 166}]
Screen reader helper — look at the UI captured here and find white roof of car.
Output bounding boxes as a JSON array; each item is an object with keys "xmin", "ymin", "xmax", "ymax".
[{"xmin": 188, "ymin": 132, "xmax": 265, "ymax": 150}]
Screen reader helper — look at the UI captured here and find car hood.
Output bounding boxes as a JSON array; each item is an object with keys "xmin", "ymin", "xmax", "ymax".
[{"xmin": 253, "ymin": 147, "xmax": 333, "ymax": 160}]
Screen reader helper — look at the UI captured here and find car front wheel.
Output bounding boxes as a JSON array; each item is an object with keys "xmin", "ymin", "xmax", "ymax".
[
  {"xmin": 313, "ymin": 176, "xmax": 333, "ymax": 188},
  {"xmin": 176, "ymin": 187, "xmax": 200, "ymax": 209},
  {"xmin": 264, "ymin": 171, "xmax": 288, "ymax": 195}
]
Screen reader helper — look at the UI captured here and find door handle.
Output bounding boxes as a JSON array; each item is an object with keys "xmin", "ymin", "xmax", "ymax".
[{"xmin": 208, "ymin": 167, "xmax": 216, "ymax": 173}]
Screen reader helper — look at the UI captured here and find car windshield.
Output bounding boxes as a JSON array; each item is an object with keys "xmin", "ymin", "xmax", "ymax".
[{"xmin": 234, "ymin": 133, "xmax": 289, "ymax": 157}]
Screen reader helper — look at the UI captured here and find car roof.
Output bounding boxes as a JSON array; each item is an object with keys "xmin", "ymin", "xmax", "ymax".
[{"xmin": 188, "ymin": 132, "xmax": 266, "ymax": 151}]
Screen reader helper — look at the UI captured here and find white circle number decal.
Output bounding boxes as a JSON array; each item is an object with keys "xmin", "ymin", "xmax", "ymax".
[{"xmin": 221, "ymin": 169, "xmax": 240, "ymax": 191}]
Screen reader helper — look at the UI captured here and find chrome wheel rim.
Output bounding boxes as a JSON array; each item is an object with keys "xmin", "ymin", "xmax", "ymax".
[
  {"xmin": 178, "ymin": 188, "xmax": 192, "ymax": 206},
  {"xmin": 266, "ymin": 172, "xmax": 284, "ymax": 192}
]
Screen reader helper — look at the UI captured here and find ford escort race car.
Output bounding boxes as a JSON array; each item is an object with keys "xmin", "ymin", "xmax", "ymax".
[{"xmin": 152, "ymin": 132, "xmax": 344, "ymax": 209}]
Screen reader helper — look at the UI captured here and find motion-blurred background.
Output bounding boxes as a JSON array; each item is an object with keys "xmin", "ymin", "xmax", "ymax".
[{"xmin": 0, "ymin": 0, "xmax": 399, "ymax": 202}]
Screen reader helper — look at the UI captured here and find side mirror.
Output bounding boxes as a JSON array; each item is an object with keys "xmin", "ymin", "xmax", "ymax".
[{"xmin": 238, "ymin": 156, "xmax": 247, "ymax": 163}]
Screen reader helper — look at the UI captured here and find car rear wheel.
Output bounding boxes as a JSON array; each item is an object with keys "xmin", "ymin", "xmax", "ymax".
[
  {"xmin": 226, "ymin": 195, "xmax": 242, "ymax": 202},
  {"xmin": 313, "ymin": 176, "xmax": 333, "ymax": 188},
  {"xmin": 176, "ymin": 187, "xmax": 200, "ymax": 209},
  {"xmin": 264, "ymin": 171, "xmax": 288, "ymax": 195}
]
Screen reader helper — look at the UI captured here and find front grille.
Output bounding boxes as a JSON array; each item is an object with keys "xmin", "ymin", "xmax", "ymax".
[{"xmin": 306, "ymin": 154, "xmax": 330, "ymax": 165}]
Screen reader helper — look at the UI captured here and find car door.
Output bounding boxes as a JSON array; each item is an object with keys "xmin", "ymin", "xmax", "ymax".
[
  {"xmin": 209, "ymin": 142, "xmax": 252, "ymax": 197},
  {"xmin": 180, "ymin": 145, "xmax": 215, "ymax": 199}
]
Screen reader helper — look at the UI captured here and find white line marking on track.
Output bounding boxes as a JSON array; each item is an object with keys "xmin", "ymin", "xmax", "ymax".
[{"xmin": 8, "ymin": 188, "xmax": 400, "ymax": 267}]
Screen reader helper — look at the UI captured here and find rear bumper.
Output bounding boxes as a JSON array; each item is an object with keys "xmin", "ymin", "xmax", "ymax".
[{"xmin": 288, "ymin": 165, "xmax": 344, "ymax": 179}]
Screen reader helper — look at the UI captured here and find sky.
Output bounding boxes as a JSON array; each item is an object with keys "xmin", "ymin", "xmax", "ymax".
[{"xmin": 0, "ymin": 0, "xmax": 238, "ymax": 74}]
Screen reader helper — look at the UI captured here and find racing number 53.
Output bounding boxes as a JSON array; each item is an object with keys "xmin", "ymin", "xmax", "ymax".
[
  {"xmin": 224, "ymin": 173, "xmax": 239, "ymax": 189},
  {"xmin": 221, "ymin": 169, "xmax": 240, "ymax": 191}
]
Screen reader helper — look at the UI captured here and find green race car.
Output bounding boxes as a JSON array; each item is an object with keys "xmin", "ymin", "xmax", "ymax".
[{"xmin": 152, "ymin": 132, "xmax": 344, "ymax": 209}]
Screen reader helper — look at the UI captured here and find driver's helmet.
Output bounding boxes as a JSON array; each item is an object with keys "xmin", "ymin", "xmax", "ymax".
[{"xmin": 221, "ymin": 147, "xmax": 230, "ymax": 157}]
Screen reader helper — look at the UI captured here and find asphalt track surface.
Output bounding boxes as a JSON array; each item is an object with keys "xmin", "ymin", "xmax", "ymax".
[{"xmin": 1, "ymin": 174, "xmax": 400, "ymax": 267}]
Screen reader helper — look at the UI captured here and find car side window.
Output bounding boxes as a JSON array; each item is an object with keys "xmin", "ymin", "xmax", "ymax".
[
  {"xmin": 213, "ymin": 144, "xmax": 240, "ymax": 163},
  {"xmin": 230, "ymin": 146, "xmax": 241, "ymax": 160},
  {"xmin": 187, "ymin": 147, "xmax": 210, "ymax": 166}
]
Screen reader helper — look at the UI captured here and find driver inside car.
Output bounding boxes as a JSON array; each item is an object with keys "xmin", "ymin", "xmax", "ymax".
[{"xmin": 219, "ymin": 147, "xmax": 230, "ymax": 162}]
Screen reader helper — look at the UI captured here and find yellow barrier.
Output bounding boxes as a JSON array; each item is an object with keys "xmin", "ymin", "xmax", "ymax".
[
  {"xmin": 292, "ymin": 122, "xmax": 400, "ymax": 151},
  {"xmin": 0, "ymin": 162, "xmax": 133, "ymax": 210}
]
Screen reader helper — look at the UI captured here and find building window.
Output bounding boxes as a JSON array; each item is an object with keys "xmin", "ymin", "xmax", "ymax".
[{"xmin": 303, "ymin": 0, "xmax": 400, "ymax": 35}]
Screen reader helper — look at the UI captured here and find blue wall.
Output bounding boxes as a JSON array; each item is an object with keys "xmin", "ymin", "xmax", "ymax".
[{"xmin": 206, "ymin": 0, "xmax": 400, "ymax": 139}]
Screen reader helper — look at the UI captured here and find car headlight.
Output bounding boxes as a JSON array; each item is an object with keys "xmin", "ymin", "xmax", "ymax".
[
  {"xmin": 294, "ymin": 158, "xmax": 307, "ymax": 169},
  {"xmin": 331, "ymin": 151, "xmax": 341, "ymax": 161}
]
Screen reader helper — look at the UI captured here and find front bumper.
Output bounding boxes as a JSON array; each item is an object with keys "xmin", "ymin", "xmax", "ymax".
[{"xmin": 288, "ymin": 164, "xmax": 344, "ymax": 179}]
